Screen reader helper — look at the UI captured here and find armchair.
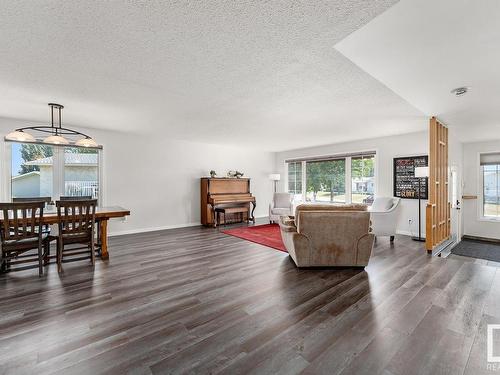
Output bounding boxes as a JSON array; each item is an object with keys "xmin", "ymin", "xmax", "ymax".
[
  {"xmin": 279, "ymin": 204, "xmax": 374, "ymax": 268},
  {"xmin": 369, "ymin": 197, "xmax": 401, "ymax": 242},
  {"xmin": 269, "ymin": 193, "xmax": 293, "ymax": 223}
]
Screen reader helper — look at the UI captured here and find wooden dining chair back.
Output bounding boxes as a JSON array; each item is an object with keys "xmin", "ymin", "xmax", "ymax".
[
  {"xmin": 56, "ymin": 199, "xmax": 97, "ymax": 272},
  {"xmin": 13, "ymin": 197, "xmax": 53, "ymax": 234},
  {"xmin": 59, "ymin": 196, "xmax": 92, "ymax": 201},
  {"xmin": 12, "ymin": 197, "xmax": 52, "ymax": 204},
  {"xmin": 0, "ymin": 202, "xmax": 47, "ymax": 275}
]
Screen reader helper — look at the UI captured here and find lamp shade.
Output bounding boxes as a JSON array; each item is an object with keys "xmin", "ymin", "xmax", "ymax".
[
  {"xmin": 269, "ymin": 174, "xmax": 281, "ymax": 181},
  {"xmin": 75, "ymin": 137, "xmax": 98, "ymax": 148},
  {"xmin": 414, "ymin": 166, "xmax": 429, "ymax": 178},
  {"xmin": 43, "ymin": 134, "xmax": 70, "ymax": 145},
  {"xmin": 5, "ymin": 130, "xmax": 35, "ymax": 142}
]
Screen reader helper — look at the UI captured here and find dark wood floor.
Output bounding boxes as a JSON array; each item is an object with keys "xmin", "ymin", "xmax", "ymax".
[{"xmin": 1, "ymin": 221, "xmax": 499, "ymax": 375}]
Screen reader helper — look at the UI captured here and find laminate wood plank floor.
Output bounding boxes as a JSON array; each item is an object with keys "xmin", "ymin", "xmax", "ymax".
[{"xmin": 1, "ymin": 221, "xmax": 499, "ymax": 375}]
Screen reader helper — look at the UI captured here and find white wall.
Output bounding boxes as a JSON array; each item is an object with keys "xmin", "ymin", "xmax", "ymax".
[
  {"xmin": 0, "ymin": 117, "xmax": 275, "ymax": 235},
  {"xmin": 462, "ymin": 140, "xmax": 500, "ymax": 240},
  {"xmin": 274, "ymin": 132, "xmax": 430, "ymax": 236}
]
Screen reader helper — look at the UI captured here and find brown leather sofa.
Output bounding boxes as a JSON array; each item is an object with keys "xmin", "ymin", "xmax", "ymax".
[{"xmin": 279, "ymin": 204, "xmax": 374, "ymax": 268}]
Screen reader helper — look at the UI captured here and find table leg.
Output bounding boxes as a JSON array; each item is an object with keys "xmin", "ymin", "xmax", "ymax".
[{"xmin": 100, "ymin": 219, "xmax": 109, "ymax": 260}]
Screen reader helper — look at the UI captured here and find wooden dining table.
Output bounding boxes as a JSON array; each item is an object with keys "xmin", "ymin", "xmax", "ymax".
[{"xmin": 0, "ymin": 206, "xmax": 130, "ymax": 260}]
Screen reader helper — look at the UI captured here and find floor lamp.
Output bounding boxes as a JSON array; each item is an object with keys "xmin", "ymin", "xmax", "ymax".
[
  {"xmin": 412, "ymin": 166, "xmax": 429, "ymax": 242},
  {"xmin": 269, "ymin": 174, "xmax": 281, "ymax": 193}
]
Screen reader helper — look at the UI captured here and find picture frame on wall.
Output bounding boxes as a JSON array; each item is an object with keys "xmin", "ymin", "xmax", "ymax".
[{"xmin": 393, "ymin": 155, "xmax": 429, "ymax": 199}]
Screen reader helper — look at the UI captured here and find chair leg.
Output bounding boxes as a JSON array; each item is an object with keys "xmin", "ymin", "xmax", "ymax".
[
  {"xmin": 57, "ymin": 239, "xmax": 63, "ymax": 273},
  {"xmin": 38, "ymin": 244, "xmax": 43, "ymax": 276},
  {"xmin": 90, "ymin": 241, "xmax": 96, "ymax": 267},
  {"xmin": 43, "ymin": 240, "xmax": 50, "ymax": 265}
]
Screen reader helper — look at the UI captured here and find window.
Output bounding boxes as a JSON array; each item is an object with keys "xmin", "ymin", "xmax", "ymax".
[
  {"xmin": 480, "ymin": 153, "xmax": 500, "ymax": 219},
  {"xmin": 287, "ymin": 161, "xmax": 302, "ymax": 200},
  {"xmin": 11, "ymin": 143, "xmax": 54, "ymax": 199},
  {"xmin": 286, "ymin": 152, "xmax": 375, "ymax": 204},
  {"xmin": 9, "ymin": 142, "xmax": 101, "ymax": 202},
  {"xmin": 482, "ymin": 163, "xmax": 500, "ymax": 218},
  {"xmin": 305, "ymin": 159, "xmax": 345, "ymax": 203},
  {"xmin": 64, "ymin": 147, "xmax": 100, "ymax": 199},
  {"xmin": 351, "ymin": 155, "xmax": 375, "ymax": 205}
]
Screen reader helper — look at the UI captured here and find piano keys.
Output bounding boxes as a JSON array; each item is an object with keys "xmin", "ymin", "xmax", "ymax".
[{"xmin": 201, "ymin": 177, "xmax": 256, "ymax": 227}]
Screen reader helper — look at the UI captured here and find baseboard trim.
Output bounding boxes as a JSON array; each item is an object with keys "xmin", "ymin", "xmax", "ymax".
[
  {"xmin": 109, "ymin": 222, "xmax": 201, "ymax": 237},
  {"xmin": 109, "ymin": 215, "xmax": 269, "ymax": 237},
  {"xmin": 396, "ymin": 229, "xmax": 425, "ymax": 237}
]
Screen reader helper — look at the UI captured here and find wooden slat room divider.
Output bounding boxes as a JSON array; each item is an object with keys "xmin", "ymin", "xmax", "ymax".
[{"xmin": 425, "ymin": 117, "xmax": 451, "ymax": 252}]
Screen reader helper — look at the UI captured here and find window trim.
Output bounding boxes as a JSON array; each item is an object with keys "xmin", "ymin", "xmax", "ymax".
[{"xmin": 285, "ymin": 150, "xmax": 377, "ymax": 204}]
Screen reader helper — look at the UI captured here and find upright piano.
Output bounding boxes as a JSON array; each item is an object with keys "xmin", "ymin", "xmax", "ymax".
[{"xmin": 201, "ymin": 177, "xmax": 256, "ymax": 227}]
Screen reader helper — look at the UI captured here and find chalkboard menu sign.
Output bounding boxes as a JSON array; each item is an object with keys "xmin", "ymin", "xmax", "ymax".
[{"xmin": 393, "ymin": 155, "xmax": 428, "ymax": 199}]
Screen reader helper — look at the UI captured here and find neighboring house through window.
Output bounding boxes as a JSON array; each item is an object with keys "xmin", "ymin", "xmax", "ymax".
[{"xmin": 10, "ymin": 142, "xmax": 101, "ymax": 202}]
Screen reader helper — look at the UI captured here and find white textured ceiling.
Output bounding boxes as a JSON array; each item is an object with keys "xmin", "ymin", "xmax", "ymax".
[
  {"xmin": 335, "ymin": 0, "xmax": 500, "ymax": 143},
  {"xmin": 0, "ymin": 0, "xmax": 426, "ymax": 151}
]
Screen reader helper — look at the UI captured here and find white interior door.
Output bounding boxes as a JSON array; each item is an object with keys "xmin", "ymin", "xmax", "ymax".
[{"xmin": 450, "ymin": 165, "xmax": 463, "ymax": 244}]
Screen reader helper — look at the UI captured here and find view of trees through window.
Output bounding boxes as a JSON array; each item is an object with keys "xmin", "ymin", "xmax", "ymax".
[
  {"xmin": 11, "ymin": 143, "xmax": 100, "ymax": 201},
  {"xmin": 287, "ymin": 161, "xmax": 302, "ymax": 197},
  {"xmin": 306, "ymin": 159, "xmax": 346, "ymax": 203},
  {"xmin": 351, "ymin": 156, "xmax": 375, "ymax": 204},
  {"xmin": 286, "ymin": 153, "xmax": 375, "ymax": 205}
]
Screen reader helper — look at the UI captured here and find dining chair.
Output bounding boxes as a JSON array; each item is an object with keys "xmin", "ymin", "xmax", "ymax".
[
  {"xmin": 0, "ymin": 202, "xmax": 50, "ymax": 276},
  {"xmin": 12, "ymin": 197, "xmax": 55, "ymax": 261},
  {"xmin": 59, "ymin": 196, "xmax": 92, "ymax": 201},
  {"xmin": 59, "ymin": 196, "xmax": 100, "ymax": 248},
  {"xmin": 12, "ymin": 197, "xmax": 52, "ymax": 204},
  {"xmin": 56, "ymin": 199, "xmax": 97, "ymax": 272}
]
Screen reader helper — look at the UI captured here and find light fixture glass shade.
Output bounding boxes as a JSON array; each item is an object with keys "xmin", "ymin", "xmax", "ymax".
[
  {"xmin": 43, "ymin": 134, "xmax": 70, "ymax": 145},
  {"xmin": 414, "ymin": 166, "xmax": 429, "ymax": 178},
  {"xmin": 5, "ymin": 130, "xmax": 36, "ymax": 142},
  {"xmin": 75, "ymin": 137, "xmax": 98, "ymax": 148},
  {"xmin": 269, "ymin": 174, "xmax": 281, "ymax": 181}
]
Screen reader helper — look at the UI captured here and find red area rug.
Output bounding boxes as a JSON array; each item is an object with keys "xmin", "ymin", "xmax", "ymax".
[{"xmin": 222, "ymin": 224, "xmax": 287, "ymax": 252}]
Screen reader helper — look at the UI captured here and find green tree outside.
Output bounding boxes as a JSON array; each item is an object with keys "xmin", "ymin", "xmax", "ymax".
[
  {"xmin": 306, "ymin": 160, "xmax": 345, "ymax": 202},
  {"xmin": 19, "ymin": 144, "xmax": 53, "ymax": 175},
  {"xmin": 19, "ymin": 144, "xmax": 97, "ymax": 175},
  {"xmin": 351, "ymin": 157, "xmax": 374, "ymax": 179}
]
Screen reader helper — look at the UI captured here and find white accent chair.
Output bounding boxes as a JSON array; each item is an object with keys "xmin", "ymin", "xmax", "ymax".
[
  {"xmin": 269, "ymin": 193, "xmax": 294, "ymax": 223},
  {"xmin": 370, "ymin": 197, "xmax": 401, "ymax": 242}
]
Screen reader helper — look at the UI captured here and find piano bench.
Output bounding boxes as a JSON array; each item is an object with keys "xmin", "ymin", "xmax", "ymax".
[{"xmin": 215, "ymin": 207, "xmax": 249, "ymax": 226}]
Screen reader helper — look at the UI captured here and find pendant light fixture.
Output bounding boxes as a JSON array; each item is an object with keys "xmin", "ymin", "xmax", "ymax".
[
  {"xmin": 42, "ymin": 103, "xmax": 69, "ymax": 145},
  {"xmin": 4, "ymin": 103, "xmax": 99, "ymax": 148}
]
